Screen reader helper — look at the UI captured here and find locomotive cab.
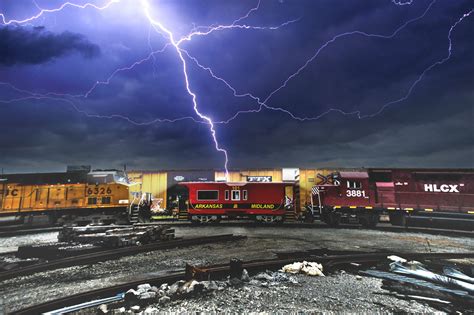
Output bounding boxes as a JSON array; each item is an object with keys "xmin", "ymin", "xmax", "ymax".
[{"xmin": 312, "ymin": 171, "xmax": 379, "ymax": 227}]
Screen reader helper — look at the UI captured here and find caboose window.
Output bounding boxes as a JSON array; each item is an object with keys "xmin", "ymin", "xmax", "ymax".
[
  {"xmin": 346, "ymin": 180, "xmax": 362, "ymax": 189},
  {"xmin": 243, "ymin": 190, "xmax": 248, "ymax": 200},
  {"xmin": 197, "ymin": 190, "xmax": 219, "ymax": 201},
  {"xmin": 225, "ymin": 190, "xmax": 229, "ymax": 200},
  {"xmin": 231, "ymin": 190, "xmax": 240, "ymax": 201}
]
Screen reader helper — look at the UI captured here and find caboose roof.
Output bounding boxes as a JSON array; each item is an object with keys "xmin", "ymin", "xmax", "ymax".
[{"xmin": 339, "ymin": 171, "xmax": 369, "ymax": 179}]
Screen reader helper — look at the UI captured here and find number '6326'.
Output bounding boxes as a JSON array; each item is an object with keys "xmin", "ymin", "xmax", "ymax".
[{"xmin": 87, "ymin": 187, "xmax": 112, "ymax": 195}]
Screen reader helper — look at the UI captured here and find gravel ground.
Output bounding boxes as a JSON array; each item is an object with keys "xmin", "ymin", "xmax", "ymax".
[
  {"xmin": 135, "ymin": 273, "xmax": 440, "ymax": 314},
  {"xmin": 0, "ymin": 225, "xmax": 472, "ymax": 313}
]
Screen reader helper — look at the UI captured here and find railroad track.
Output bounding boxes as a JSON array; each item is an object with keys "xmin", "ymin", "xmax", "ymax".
[
  {"xmin": 0, "ymin": 226, "xmax": 61, "ymax": 237},
  {"xmin": 0, "ymin": 234, "xmax": 246, "ymax": 282},
  {"xmin": 12, "ymin": 251, "xmax": 474, "ymax": 315},
  {"xmin": 142, "ymin": 221, "xmax": 474, "ymax": 238},
  {"xmin": 0, "ymin": 221, "xmax": 472, "ymax": 238}
]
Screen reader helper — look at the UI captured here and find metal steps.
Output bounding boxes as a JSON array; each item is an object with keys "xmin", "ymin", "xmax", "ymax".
[
  {"xmin": 177, "ymin": 209, "xmax": 188, "ymax": 221},
  {"xmin": 129, "ymin": 206, "xmax": 140, "ymax": 223},
  {"xmin": 285, "ymin": 211, "xmax": 296, "ymax": 222}
]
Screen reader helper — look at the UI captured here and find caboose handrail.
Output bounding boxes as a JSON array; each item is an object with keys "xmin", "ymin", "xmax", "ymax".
[{"xmin": 129, "ymin": 194, "xmax": 138, "ymax": 215}]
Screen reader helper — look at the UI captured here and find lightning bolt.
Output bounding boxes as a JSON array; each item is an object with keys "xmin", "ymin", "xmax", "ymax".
[
  {"xmin": 0, "ymin": 0, "xmax": 120, "ymax": 25},
  {"xmin": 182, "ymin": 0, "xmax": 472, "ymax": 125},
  {"xmin": 140, "ymin": 0, "xmax": 231, "ymax": 179},
  {"xmin": 392, "ymin": 0, "xmax": 414, "ymax": 5},
  {"xmin": 180, "ymin": 0, "xmax": 439, "ymax": 123},
  {"xmin": 364, "ymin": 8, "xmax": 473, "ymax": 119}
]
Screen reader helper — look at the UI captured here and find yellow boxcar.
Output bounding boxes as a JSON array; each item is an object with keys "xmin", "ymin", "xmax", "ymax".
[
  {"xmin": 0, "ymin": 182, "xmax": 130, "ymax": 211},
  {"xmin": 127, "ymin": 171, "xmax": 168, "ymax": 209}
]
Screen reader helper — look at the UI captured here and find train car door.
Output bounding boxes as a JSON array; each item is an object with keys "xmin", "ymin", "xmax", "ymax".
[
  {"xmin": 167, "ymin": 170, "xmax": 215, "ymax": 214},
  {"xmin": 375, "ymin": 182, "xmax": 396, "ymax": 207}
]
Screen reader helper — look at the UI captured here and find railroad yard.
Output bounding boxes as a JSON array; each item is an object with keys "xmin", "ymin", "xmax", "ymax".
[{"xmin": 0, "ymin": 223, "xmax": 473, "ymax": 314}]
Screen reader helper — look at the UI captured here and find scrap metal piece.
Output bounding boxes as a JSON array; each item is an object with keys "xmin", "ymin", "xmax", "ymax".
[
  {"xmin": 229, "ymin": 258, "xmax": 243, "ymax": 279},
  {"xmin": 390, "ymin": 262, "xmax": 474, "ymax": 293},
  {"xmin": 443, "ymin": 266, "xmax": 474, "ymax": 284},
  {"xmin": 185, "ymin": 264, "xmax": 210, "ymax": 281},
  {"xmin": 43, "ymin": 293, "xmax": 124, "ymax": 315},
  {"xmin": 361, "ymin": 269, "xmax": 470, "ymax": 298}
]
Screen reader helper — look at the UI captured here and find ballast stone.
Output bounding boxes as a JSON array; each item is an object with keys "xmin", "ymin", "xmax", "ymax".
[
  {"xmin": 139, "ymin": 291, "xmax": 156, "ymax": 300},
  {"xmin": 137, "ymin": 283, "xmax": 152, "ymax": 291},
  {"xmin": 241, "ymin": 269, "xmax": 250, "ymax": 282},
  {"xmin": 158, "ymin": 296, "xmax": 171, "ymax": 305}
]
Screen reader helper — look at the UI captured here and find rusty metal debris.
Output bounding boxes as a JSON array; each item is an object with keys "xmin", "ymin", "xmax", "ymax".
[
  {"xmin": 362, "ymin": 256, "xmax": 474, "ymax": 312},
  {"xmin": 58, "ymin": 225, "xmax": 175, "ymax": 247}
]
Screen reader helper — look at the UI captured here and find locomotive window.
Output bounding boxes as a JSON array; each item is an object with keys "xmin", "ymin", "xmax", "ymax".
[
  {"xmin": 102, "ymin": 197, "xmax": 111, "ymax": 204},
  {"xmin": 197, "ymin": 190, "xmax": 219, "ymax": 201},
  {"xmin": 225, "ymin": 190, "xmax": 229, "ymax": 200},
  {"xmin": 346, "ymin": 180, "xmax": 362, "ymax": 189},
  {"xmin": 243, "ymin": 190, "xmax": 248, "ymax": 200},
  {"xmin": 231, "ymin": 190, "xmax": 241, "ymax": 201},
  {"xmin": 370, "ymin": 171, "xmax": 392, "ymax": 182},
  {"xmin": 88, "ymin": 197, "xmax": 97, "ymax": 205}
]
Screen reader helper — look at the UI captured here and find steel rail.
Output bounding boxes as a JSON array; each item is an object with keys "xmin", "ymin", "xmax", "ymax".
[
  {"xmin": 0, "ymin": 226, "xmax": 62, "ymax": 237},
  {"xmin": 11, "ymin": 251, "xmax": 474, "ymax": 315},
  {"xmin": 141, "ymin": 221, "xmax": 474, "ymax": 237}
]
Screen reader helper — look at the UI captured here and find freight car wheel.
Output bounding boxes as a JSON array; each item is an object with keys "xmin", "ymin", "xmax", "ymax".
[
  {"xmin": 327, "ymin": 212, "xmax": 341, "ymax": 227},
  {"xmin": 389, "ymin": 212, "xmax": 407, "ymax": 227},
  {"xmin": 304, "ymin": 211, "xmax": 315, "ymax": 223},
  {"xmin": 359, "ymin": 215, "xmax": 378, "ymax": 228}
]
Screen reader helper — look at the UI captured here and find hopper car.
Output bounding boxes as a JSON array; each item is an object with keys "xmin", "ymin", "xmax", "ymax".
[
  {"xmin": 0, "ymin": 169, "xmax": 151, "ymax": 226},
  {"xmin": 309, "ymin": 169, "xmax": 474, "ymax": 229}
]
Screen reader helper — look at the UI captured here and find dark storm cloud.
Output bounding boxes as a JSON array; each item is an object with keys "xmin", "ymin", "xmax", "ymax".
[{"xmin": 0, "ymin": 26, "xmax": 100, "ymax": 66}]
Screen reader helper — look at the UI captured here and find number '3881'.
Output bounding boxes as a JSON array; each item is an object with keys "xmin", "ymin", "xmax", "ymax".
[{"xmin": 346, "ymin": 190, "xmax": 366, "ymax": 197}]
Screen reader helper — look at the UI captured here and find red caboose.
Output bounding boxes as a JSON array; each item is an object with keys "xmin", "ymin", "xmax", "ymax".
[
  {"xmin": 179, "ymin": 182, "xmax": 294, "ymax": 223},
  {"xmin": 311, "ymin": 169, "xmax": 474, "ymax": 229}
]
